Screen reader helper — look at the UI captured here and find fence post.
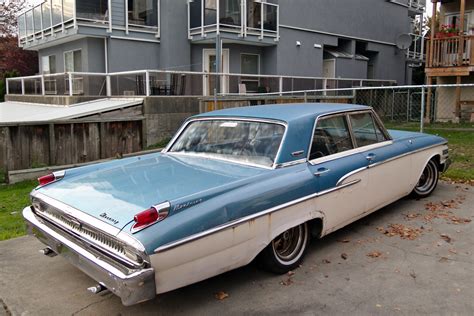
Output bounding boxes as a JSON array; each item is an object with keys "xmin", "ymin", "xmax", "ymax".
[
  {"xmin": 21, "ymin": 78, "xmax": 25, "ymax": 95},
  {"xmin": 213, "ymin": 88, "xmax": 217, "ymax": 111},
  {"xmin": 145, "ymin": 71, "xmax": 150, "ymax": 96},
  {"xmin": 68, "ymin": 73, "xmax": 73, "ymax": 96},
  {"xmin": 279, "ymin": 77, "xmax": 283, "ymax": 96},
  {"xmin": 106, "ymin": 75, "xmax": 111, "ymax": 97},
  {"xmin": 5, "ymin": 78, "xmax": 9, "ymax": 95},
  {"xmin": 304, "ymin": 91, "xmax": 308, "ymax": 103},
  {"xmin": 41, "ymin": 76, "xmax": 45, "ymax": 96},
  {"xmin": 420, "ymin": 86, "xmax": 426, "ymax": 133}
]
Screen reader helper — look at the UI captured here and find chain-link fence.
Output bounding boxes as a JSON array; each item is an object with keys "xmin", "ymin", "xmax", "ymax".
[{"xmin": 219, "ymin": 84, "xmax": 474, "ymax": 131}]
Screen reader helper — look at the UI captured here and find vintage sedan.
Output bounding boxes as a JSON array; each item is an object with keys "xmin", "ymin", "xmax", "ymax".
[{"xmin": 23, "ymin": 103, "xmax": 449, "ymax": 305}]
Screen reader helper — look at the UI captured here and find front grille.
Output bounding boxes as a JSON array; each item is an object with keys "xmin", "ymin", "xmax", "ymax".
[{"xmin": 32, "ymin": 198, "xmax": 128, "ymax": 258}]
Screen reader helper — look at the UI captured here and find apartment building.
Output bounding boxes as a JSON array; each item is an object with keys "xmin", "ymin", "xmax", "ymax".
[
  {"xmin": 426, "ymin": 0, "xmax": 474, "ymax": 121},
  {"xmin": 16, "ymin": 0, "xmax": 425, "ymax": 95}
]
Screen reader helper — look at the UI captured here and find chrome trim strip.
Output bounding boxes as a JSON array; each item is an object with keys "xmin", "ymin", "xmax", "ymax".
[
  {"xmin": 275, "ymin": 158, "xmax": 307, "ymax": 168},
  {"xmin": 154, "ymin": 178, "xmax": 360, "ymax": 253},
  {"xmin": 162, "ymin": 116, "xmax": 288, "ymax": 170},
  {"xmin": 336, "ymin": 166, "xmax": 367, "ymax": 186},
  {"xmin": 168, "ymin": 152, "xmax": 274, "ymax": 170},
  {"xmin": 154, "ymin": 140, "xmax": 448, "ymax": 253},
  {"xmin": 31, "ymin": 191, "xmax": 145, "ymax": 252}
]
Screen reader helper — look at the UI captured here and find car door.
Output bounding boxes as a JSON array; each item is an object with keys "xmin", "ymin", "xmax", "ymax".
[
  {"xmin": 307, "ymin": 113, "xmax": 369, "ymax": 234},
  {"xmin": 348, "ymin": 111, "xmax": 412, "ymax": 213}
]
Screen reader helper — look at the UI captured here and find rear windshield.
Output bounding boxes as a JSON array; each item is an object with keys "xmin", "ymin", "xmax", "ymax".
[{"xmin": 169, "ymin": 120, "xmax": 285, "ymax": 167}]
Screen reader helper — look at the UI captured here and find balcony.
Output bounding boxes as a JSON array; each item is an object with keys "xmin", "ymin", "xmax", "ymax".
[
  {"xmin": 407, "ymin": 0, "xmax": 425, "ymax": 15},
  {"xmin": 426, "ymin": 35, "xmax": 474, "ymax": 76},
  {"xmin": 17, "ymin": 0, "xmax": 160, "ymax": 50},
  {"xmin": 188, "ymin": 0, "xmax": 279, "ymax": 45}
]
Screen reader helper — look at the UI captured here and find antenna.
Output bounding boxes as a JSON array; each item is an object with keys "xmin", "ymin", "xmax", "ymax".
[{"xmin": 396, "ymin": 34, "xmax": 413, "ymax": 50}]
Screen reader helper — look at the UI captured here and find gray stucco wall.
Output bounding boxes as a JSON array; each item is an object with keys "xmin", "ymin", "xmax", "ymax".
[
  {"xmin": 107, "ymin": 38, "xmax": 160, "ymax": 72},
  {"xmin": 38, "ymin": 38, "xmax": 105, "ymax": 73}
]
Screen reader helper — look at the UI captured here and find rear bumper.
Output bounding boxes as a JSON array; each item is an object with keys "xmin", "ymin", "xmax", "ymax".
[{"xmin": 23, "ymin": 206, "xmax": 156, "ymax": 306}]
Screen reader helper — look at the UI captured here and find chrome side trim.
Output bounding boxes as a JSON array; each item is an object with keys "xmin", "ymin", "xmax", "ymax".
[
  {"xmin": 275, "ymin": 158, "xmax": 307, "ymax": 168},
  {"xmin": 336, "ymin": 166, "xmax": 367, "ymax": 186},
  {"xmin": 162, "ymin": 116, "xmax": 288, "ymax": 170},
  {"xmin": 154, "ymin": 178, "xmax": 360, "ymax": 253}
]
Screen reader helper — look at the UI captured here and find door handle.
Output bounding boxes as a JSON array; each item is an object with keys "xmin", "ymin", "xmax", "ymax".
[
  {"xmin": 314, "ymin": 167, "xmax": 330, "ymax": 176},
  {"xmin": 366, "ymin": 153, "xmax": 376, "ymax": 162}
]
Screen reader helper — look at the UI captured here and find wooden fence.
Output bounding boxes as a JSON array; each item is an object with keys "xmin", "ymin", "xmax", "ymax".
[{"xmin": 0, "ymin": 118, "xmax": 145, "ymax": 174}]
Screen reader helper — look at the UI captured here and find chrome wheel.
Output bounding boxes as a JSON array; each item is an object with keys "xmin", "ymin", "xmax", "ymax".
[
  {"xmin": 413, "ymin": 160, "xmax": 439, "ymax": 197},
  {"xmin": 272, "ymin": 224, "xmax": 308, "ymax": 265}
]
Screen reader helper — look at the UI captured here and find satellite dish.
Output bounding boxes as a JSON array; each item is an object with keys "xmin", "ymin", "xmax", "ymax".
[{"xmin": 396, "ymin": 34, "xmax": 413, "ymax": 50}]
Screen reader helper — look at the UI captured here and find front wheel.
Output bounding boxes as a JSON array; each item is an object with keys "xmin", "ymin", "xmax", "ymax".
[
  {"xmin": 258, "ymin": 223, "xmax": 309, "ymax": 274},
  {"xmin": 411, "ymin": 159, "xmax": 439, "ymax": 198}
]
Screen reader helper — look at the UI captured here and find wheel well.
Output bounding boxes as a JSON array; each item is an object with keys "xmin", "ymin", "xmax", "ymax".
[
  {"xmin": 430, "ymin": 154, "xmax": 442, "ymax": 170},
  {"xmin": 308, "ymin": 218, "xmax": 323, "ymax": 239}
]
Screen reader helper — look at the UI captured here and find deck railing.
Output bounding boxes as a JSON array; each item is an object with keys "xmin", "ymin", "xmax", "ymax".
[
  {"xmin": 427, "ymin": 35, "xmax": 474, "ymax": 68},
  {"xmin": 5, "ymin": 70, "xmax": 396, "ymax": 98}
]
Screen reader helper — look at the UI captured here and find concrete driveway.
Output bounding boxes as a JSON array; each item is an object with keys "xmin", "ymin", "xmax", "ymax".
[{"xmin": 1, "ymin": 182, "xmax": 473, "ymax": 315}]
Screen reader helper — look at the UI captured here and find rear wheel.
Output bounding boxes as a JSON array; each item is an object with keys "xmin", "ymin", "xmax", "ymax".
[
  {"xmin": 258, "ymin": 223, "xmax": 309, "ymax": 274},
  {"xmin": 411, "ymin": 159, "xmax": 439, "ymax": 198}
]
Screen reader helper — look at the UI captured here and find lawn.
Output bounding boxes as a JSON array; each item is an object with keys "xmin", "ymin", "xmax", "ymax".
[
  {"xmin": 385, "ymin": 122, "xmax": 474, "ymax": 182},
  {"xmin": 0, "ymin": 180, "xmax": 36, "ymax": 241},
  {"xmin": 0, "ymin": 127, "xmax": 472, "ymax": 242}
]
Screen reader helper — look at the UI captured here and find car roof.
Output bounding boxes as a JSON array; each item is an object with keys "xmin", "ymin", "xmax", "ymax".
[{"xmin": 194, "ymin": 103, "xmax": 370, "ymax": 123}]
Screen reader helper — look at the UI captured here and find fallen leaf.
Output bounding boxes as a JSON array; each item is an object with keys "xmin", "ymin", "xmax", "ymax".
[
  {"xmin": 439, "ymin": 257, "xmax": 449, "ymax": 263},
  {"xmin": 214, "ymin": 291, "xmax": 229, "ymax": 300},
  {"xmin": 440, "ymin": 234, "xmax": 452, "ymax": 243},
  {"xmin": 322, "ymin": 259, "xmax": 331, "ymax": 264},
  {"xmin": 409, "ymin": 271, "xmax": 416, "ymax": 279},
  {"xmin": 279, "ymin": 278, "xmax": 293, "ymax": 286},
  {"xmin": 287, "ymin": 271, "xmax": 295, "ymax": 276},
  {"xmin": 376, "ymin": 304, "xmax": 382, "ymax": 308},
  {"xmin": 341, "ymin": 253, "xmax": 348, "ymax": 260},
  {"xmin": 367, "ymin": 251, "xmax": 382, "ymax": 258},
  {"xmin": 449, "ymin": 249, "xmax": 457, "ymax": 254}
]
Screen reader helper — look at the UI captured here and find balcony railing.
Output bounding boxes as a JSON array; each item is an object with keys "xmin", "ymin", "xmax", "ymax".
[
  {"xmin": 5, "ymin": 70, "xmax": 396, "ymax": 98},
  {"xmin": 17, "ymin": 0, "xmax": 160, "ymax": 47},
  {"xmin": 408, "ymin": 0, "xmax": 425, "ymax": 12},
  {"xmin": 406, "ymin": 33, "xmax": 425, "ymax": 62},
  {"xmin": 427, "ymin": 35, "xmax": 474, "ymax": 68},
  {"xmin": 188, "ymin": 0, "xmax": 279, "ymax": 41}
]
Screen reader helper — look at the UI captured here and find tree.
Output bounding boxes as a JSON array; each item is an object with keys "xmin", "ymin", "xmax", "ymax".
[{"xmin": 0, "ymin": 0, "xmax": 38, "ymax": 85}]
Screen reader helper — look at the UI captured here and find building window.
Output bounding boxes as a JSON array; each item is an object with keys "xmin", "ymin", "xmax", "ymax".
[
  {"xmin": 42, "ymin": 55, "xmax": 57, "ymax": 74},
  {"xmin": 128, "ymin": 0, "xmax": 158, "ymax": 27},
  {"xmin": 240, "ymin": 54, "xmax": 260, "ymax": 92},
  {"xmin": 64, "ymin": 50, "xmax": 82, "ymax": 72},
  {"xmin": 76, "ymin": 0, "xmax": 108, "ymax": 21}
]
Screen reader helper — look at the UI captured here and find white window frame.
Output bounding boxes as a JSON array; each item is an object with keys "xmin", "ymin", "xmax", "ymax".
[
  {"xmin": 240, "ymin": 53, "xmax": 260, "ymax": 93},
  {"xmin": 63, "ymin": 49, "xmax": 82, "ymax": 72},
  {"xmin": 41, "ymin": 54, "xmax": 56, "ymax": 74}
]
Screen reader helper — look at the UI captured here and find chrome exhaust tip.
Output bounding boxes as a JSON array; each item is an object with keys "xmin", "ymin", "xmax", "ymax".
[
  {"xmin": 87, "ymin": 284, "xmax": 107, "ymax": 294},
  {"xmin": 39, "ymin": 247, "xmax": 57, "ymax": 257}
]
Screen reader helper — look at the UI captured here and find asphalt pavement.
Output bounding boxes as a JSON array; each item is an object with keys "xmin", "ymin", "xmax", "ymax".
[{"xmin": 0, "ymin": 181, "xmax": 473, "ymax": 315}]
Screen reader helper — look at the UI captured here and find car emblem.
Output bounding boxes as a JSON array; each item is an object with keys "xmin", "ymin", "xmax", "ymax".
[{"xmin": 100, "ymin": 212, "xmax": 119, "ymax": 225}]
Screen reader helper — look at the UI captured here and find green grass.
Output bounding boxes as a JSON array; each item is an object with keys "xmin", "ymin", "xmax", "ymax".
[
  {"xmin": 146, "ymin": 137, "xmax": 171, "ymax": 150},
  {"xmin": 0, "ymin": 180, "xmax": 37, "ymax": 241},
  {"xmin": 385, "ymin": 123, "xmax": 474, "ymax": 181}
]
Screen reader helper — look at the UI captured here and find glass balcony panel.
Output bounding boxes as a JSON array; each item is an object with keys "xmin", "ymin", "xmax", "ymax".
[
  {"xmin": 33, "ymin": 6, "xmax": 42, "ymax": 33},
  {"xmin": 219, "ymin": 0, "xmax": 241, "ymax": 27},
  {"xmin": 63, "ymin": 0, "xmax": 74, "ymax": 22},
  {"xmin": 128, "ymin": 0, "xmax": 158, "ymax": 27},
  {"xmin": 204, "ymin": 0, "xmax": 217, "ymax": 26},
  {"xmin": 76, "ymin": 0, "xmax": 108, "ymax": 21},
  {"xmin": 189, "ymin": 0, "xmax": 202, "ymax": 29},
  {"xmin": 26, "ymin": 11, "xmax": 34, "ymax": 36},
  {"xmin": 42, "ymin": 2, "xmax": 52, "ymax": 29},
  {"xmin": 18, "ymin": 15, "xmax": 26, "ymax": 38},
  {"xmin": 246, "ymin": 0, "xmax": 261, "ymax": 29},
  {"xmin": 263, "ymin": 4, "xmax": 277, "ymax": 32},
  {"xmin": 52, "ymin": 0, "xmax": 62, "ymax": 26}
]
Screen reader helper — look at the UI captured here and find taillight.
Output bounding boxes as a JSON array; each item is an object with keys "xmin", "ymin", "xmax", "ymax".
[
  {"xmin": 37, "ymin": 171, "xmax": 65, "ymax": 187},
  {"xmin": 38, "ymin": 174, "xmax": 56, "ymax": 186},
  {"xmin": 132, "ymin": 202, "xmax": 170, "ymax": 232}
]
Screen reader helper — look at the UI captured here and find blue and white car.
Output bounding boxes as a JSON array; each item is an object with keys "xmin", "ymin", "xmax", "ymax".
[{"xmin": 23, "ymin": 103, "xmax": 450, "ymax": 305}]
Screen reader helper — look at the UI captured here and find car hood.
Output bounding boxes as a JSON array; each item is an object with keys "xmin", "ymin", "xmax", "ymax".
[{"xmin": 35, "ymin": 153, "xmax": 268, "ymax": 231}]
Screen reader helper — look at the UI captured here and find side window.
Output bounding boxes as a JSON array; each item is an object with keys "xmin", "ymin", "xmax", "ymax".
[
  {"xmin": 349, "ymin": 112, "xmax": 387, "ymax": 147},
  {"xmin": 309, "ymin": 115, "xmax": 353, "ymax": 160}
]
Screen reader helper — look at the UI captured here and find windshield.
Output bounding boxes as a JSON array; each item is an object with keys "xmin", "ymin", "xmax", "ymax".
[{"xmin": 168, "ymin": 119, "xmax": 286, "ymax": 167}]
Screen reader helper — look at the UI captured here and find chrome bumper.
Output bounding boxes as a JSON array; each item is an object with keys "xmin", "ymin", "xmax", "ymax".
[{"xmin": 23, "ymin": 206, "xmax": 156, "ymax": 306}]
